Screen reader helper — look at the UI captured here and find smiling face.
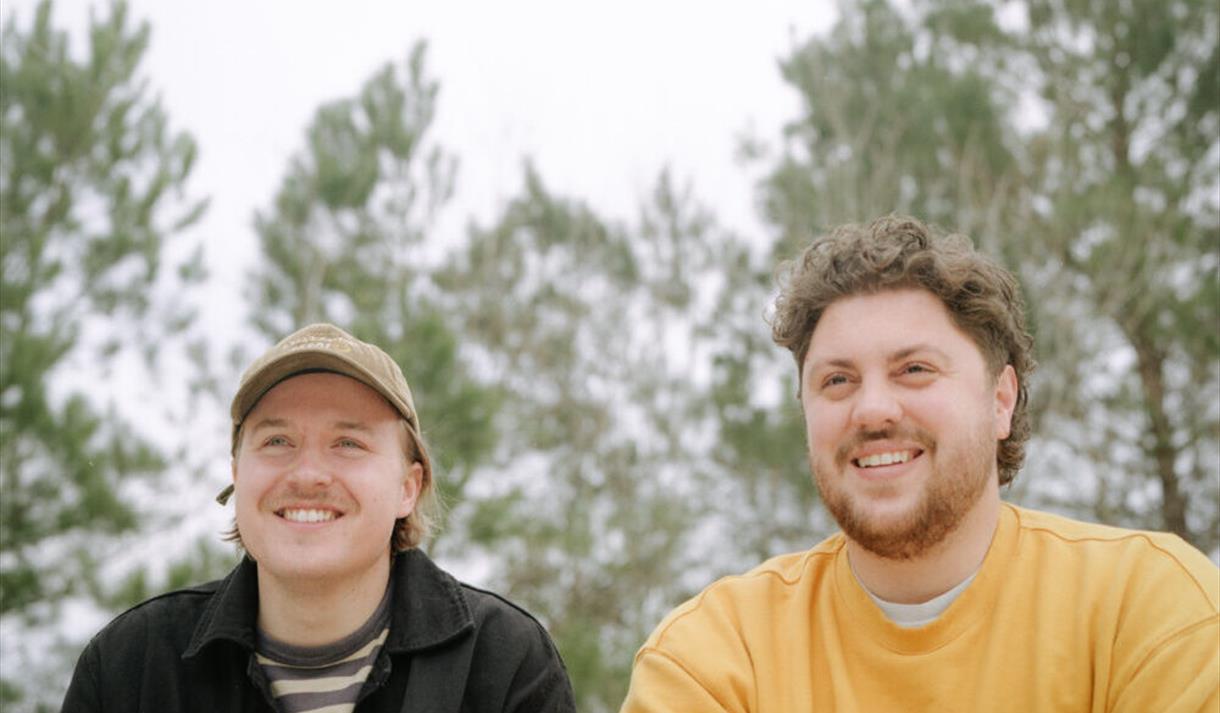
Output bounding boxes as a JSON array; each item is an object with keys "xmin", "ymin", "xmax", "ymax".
[
  {"xmin": 232, "ymin": 372, "xmax": 422, "ymax": 588},
  {"xmin": 801, "ymin": 289, "xmax": 1017, "ymax": 560}
]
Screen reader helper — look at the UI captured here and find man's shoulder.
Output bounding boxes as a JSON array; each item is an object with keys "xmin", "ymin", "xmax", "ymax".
[
  {"xmin": 643, "ymin": 534, "xmax": 845, "ymax": 651},
  {"xmin": 724, "ymin": 536, "xmax": 843, "ymax": 601},
  {"xmin": 458, "ymin": 580, "xmax": 556, "ymax": 640},
  {"xmin": 73, "ymin": 576, "xmax": 229, "ymax": 674},
  {"xmin": 93, "ymin": 578, "xmax": 222, "ymax": 639},
  {"xmin": 1009, "ymin": 504, "xmax": 1218, "ymax": 608},
  {"xmin": 1013, "ymin": 503, "xmax": 1180, "ymax": 544},
  {"xmin": 443, "ymin": 578, "xmax": 576, "ymax": 708},
  {"xmin": 394, "ymin": 549, "xmax": 556, "ymax": 646}
]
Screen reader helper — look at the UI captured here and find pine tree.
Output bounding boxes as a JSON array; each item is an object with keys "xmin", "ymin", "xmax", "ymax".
[
  {"xmin": 0, "ymin": 0, "xmax": 208, "ymax": 706},
  {"xmin": 437, "ymin": 166, "xmax": 736, "ymax": 711},
  {"xmin": 1012, "ymin": 0, "xmax": 1220, "ymax": 549}
]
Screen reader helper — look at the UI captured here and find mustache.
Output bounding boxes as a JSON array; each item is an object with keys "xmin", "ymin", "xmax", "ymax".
[
  {"xmin": 265, "ymin": 485, "xmax": 349, "ymax": 511},
  {"xmin": 834, "ymin": 426, "xmax": 935, "ymax": 465}
]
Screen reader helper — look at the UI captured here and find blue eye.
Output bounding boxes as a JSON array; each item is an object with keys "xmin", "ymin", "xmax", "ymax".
[{"xmin": 264, "ymin": 435, "xmax": 290, "ymax": 447}]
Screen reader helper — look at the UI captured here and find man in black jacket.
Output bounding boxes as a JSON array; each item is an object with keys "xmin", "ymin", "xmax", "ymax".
[{"xmin": 63, "ymin": 323, "xmax": 576, "ymax": 712}]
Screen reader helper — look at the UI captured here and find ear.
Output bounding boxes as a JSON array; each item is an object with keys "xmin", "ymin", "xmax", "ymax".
[
  {"xmin": 993, "ymin": 364, "xmax": 1018, "ymax": 440},
  {"xmin": 230, "ymin": 428, "xmax": 243, "ymax": 484},
  {"xmin": 397, "ymin": 462, "xmax": 424, "ymax": 518}
]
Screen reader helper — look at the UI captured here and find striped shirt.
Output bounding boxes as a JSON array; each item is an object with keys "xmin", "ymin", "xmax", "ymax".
[{"xmin": 255, "ymin": 586, "xmax": 392, "ymax": 713}]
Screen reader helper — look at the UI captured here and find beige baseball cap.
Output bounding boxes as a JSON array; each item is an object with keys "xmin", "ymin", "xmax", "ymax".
[{"xmin": 216, "ymin": 323, "xmax": 425, "ymax": 505}]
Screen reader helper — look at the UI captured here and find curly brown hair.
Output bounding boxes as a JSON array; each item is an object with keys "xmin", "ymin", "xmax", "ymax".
[
  {"xmin": 224, "ymin": 419, "xmax": 439, "ymax": 552},
  {"xmin": 770, "ymin": 215, "xmax": 1035, "ymax": 485}
]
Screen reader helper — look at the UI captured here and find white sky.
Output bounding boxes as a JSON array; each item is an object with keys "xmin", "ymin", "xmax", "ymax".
[{"xmin": 10, "ymin": 0, "xmax": 838, "ymax": 330}]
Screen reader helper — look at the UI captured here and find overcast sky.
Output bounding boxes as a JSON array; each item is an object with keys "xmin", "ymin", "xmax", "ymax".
[{"xmin": 11, "ymin": 0, "xmax": 838, "ymax": 332}]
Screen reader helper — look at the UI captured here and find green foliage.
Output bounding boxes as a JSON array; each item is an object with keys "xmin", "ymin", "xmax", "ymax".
[
  {"xmin": 437, "ymin": 166, "xmax": 721, "ymax": 711},
  {"xmin": 0, "ymin": 2, "xmax": 215, "ymax": 706},
  {"xmin": 0, "ymin": 0, "xmax": 206, "ymax": 616},
  {"xmin": 0, "ymin": 679, "xmax": 20, "ymax": 707},
  {"xmin": 762, "ymin": 0, "xmax": 1020, "ymax": 257},
  {"xmin": 1012, "ymin": 0, "xmax": 1220, "ymax": 546},
  {"xmin": 93, "ymin": 536, "xmax": 238, "ymax": 611}
]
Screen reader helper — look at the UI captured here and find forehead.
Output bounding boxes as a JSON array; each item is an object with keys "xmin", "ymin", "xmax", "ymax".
[
  {"xmin": 246, "ymin": 371, "xmax": 398, "ymax": 422},
  {"xmin": 805, "ymin": 289, "xmax": 977, "ymax": 366}
]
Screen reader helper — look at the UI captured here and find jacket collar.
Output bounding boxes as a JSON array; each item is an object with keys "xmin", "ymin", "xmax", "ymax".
[
  {"xmin": 183, "ymin": 549, "xmax": 473, "ymax": 659},
  {"xmin": 183, "ymin": 556, "xmax": 260, "ymax": 658},
  {"xmin": 383, "ymin": 548, "xmax": 474, "ymax": 653}
]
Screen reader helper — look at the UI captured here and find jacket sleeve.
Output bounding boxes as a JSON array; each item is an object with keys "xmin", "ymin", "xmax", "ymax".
[
  {"xmin": 503, "ymin": 618, "xmax": 576, "ymax": 713},
  {"xmin": 60, "ymin": 639, "xmax": 101, "ymax": 713}
]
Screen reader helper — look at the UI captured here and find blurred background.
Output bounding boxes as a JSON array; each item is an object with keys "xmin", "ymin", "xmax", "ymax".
[{"xmin": 1, "ymin": 0, "xmax": 1217, "ymax": 710}]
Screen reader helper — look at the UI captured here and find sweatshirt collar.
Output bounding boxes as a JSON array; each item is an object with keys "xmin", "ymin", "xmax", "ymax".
[{"xmin": 833, "ymin": 503, "xmax": 1019, "ymax": 654}]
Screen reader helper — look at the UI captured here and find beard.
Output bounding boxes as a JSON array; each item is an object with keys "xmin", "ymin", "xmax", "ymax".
[{"xmin": 812, "ymin": 421, "xmax": 995, "ymax": 561}]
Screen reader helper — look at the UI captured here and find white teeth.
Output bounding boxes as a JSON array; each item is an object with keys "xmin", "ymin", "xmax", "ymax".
[
  {"xmin": 280, "ymin": 509, "xmax": 337, "ymax": 523},
  {"xmin": 857, "ymin": 451, "xmax": 913, "ymax": 468}
]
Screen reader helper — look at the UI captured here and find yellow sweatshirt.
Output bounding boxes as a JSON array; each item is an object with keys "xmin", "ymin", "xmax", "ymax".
[{"xmin": 622, "ymin": 504, "xmax": 1219, "ymax": 713}]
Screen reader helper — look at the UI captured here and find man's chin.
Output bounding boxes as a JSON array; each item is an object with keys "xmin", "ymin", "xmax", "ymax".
[
  {"xmin": 830, "ymin": 498, "xmax": 959, "ymax": 561},
  {"xmin": 843, "ymin": 519, "xmax": 933, "ymax": 560}
]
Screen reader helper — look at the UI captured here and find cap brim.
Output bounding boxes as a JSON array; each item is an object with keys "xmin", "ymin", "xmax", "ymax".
[{"xmin": 231, "ymin": 351, "xmax": 417, "ymax": 429}]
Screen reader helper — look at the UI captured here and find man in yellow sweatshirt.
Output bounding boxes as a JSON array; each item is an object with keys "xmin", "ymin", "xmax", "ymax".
[{"xmin": 621, "ymin": 216, "xmax": 1219, "ymax": 713}]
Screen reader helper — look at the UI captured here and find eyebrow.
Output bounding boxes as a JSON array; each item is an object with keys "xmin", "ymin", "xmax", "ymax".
[
  {"xmin": 889, "ymin": 344, "xmax": 952, "ymax": 363},
  {"xmin": 247, "ymin": 418, "xmax": 374, "ymax": 433},
  {"xmin": 332, "ymin": 420, "xmax": 373, "ymax": 433},
  {"xmin": 247, "ymin": 417, "xmax": 290, "ymax": 434},
  {"xmin": 807, "ymin": 344, "xmax": 952, "ymax": 372},
  {"xmin": 808, "ymin": 357, "xmax": 855, "ymax": 372}
]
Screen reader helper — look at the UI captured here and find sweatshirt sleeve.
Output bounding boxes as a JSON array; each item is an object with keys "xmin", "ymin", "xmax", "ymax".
[
  {"xmin": 620, "ymin": 646, "xmax": 737, "ymax": 713},
  {"xmin": 1108, "ymin": 615, "xmax": 1220, "ymax": 713}
]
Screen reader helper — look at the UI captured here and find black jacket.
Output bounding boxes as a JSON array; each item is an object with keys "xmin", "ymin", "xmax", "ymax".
[{"xmin": 62, "ymin": 550, "xmax": 576, "ymax": 712}]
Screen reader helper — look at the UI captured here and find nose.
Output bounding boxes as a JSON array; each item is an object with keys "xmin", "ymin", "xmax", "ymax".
[
  {"xmin": 286, "ymin": 444, "xmax": 333, "ymax": 489},
  {"xmin": 850, "ymin": 377, "xmax": 902, "ymax": 431}
]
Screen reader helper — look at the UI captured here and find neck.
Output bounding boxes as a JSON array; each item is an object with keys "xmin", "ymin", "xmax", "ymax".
[
  {"xmin": 848, "ymin": 484, "xmax": 1000, "ymax": 604},
  {"xmin": 255, "ymin": 553, "xmax": 393, "ymax": 647}
]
